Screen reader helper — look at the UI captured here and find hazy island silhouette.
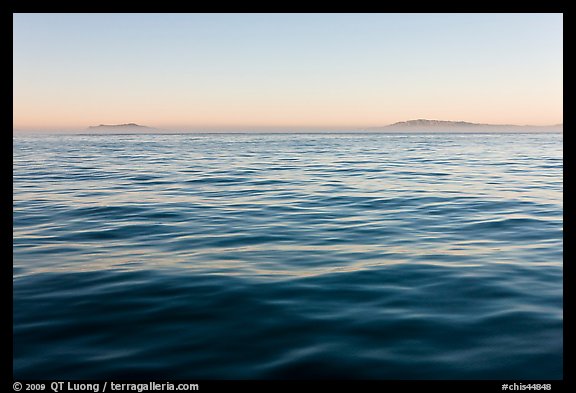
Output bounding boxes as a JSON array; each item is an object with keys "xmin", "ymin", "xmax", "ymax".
[
  {"xmin": 87, "ymin": 123, "xmax": 157, "ymax": 132},
  {"xmin": 369, "ymin": 119, "xmax": 563, "ymax": 133},
  {"xmin": 81, "ymin": 120, "xmax": 563, "ymax": 134}
]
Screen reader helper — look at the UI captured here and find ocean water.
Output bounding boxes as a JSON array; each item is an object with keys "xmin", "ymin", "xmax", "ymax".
[{"xmin": 13, "ymin": 133, "xmax": 563, "ymax": 379}]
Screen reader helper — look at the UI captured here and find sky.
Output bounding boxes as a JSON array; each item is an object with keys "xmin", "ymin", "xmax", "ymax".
[{"xmin": 13, "ymin": 13, "xmax": 563, "ymax": 131}]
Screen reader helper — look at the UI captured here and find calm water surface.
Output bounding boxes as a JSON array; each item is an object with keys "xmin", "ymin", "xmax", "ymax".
[{"xmin": 13, "ymin": 133, "xmax": 563, "ymax": 379}]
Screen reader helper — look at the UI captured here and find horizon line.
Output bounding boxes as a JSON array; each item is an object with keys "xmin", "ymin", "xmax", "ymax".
[{"xmin": 13, "ymin": 119, "xmax": 564, "ymax": 133}]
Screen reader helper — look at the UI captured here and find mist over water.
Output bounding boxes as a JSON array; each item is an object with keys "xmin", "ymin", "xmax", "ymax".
[{"xmin": 13, "ymin": 133, "xmax": 563, "ymax": 379}]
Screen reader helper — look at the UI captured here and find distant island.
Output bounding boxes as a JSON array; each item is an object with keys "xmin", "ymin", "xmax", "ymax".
[
  {"xmin": 71, "ymin": 120, "xmax": 564, "ymax": 134},
  {"xmin": 87, "ymin": 123, "xmax": 156, "ymax": 133},
  {"xmin": 370, "ymin": 119, "xmax": 563, "ymax": 133}
]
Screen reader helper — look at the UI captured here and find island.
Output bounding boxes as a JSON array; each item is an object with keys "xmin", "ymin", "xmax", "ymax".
[
  {"xmin": 368, "ymin": 119, "xmax": 563, "ymax": 133},
  {"xmin": 86, "ymin": 123, "xmax": 156, "ymax": 133}
]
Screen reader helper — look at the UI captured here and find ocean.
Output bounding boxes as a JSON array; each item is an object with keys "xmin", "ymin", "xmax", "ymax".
[{"xmin": 13, "ymin": 132, "xmax": 563, "ymax": 379}]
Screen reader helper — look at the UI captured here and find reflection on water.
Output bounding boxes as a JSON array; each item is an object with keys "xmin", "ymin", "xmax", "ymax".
[{"xmin": 13, "ymin": 133, "xmax": 562, "ymax": 379}]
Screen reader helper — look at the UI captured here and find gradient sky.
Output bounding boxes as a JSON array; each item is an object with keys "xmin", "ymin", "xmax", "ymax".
[{"xmin": 13, "ymin": 13, "xmax": 563, "ymax": 131}]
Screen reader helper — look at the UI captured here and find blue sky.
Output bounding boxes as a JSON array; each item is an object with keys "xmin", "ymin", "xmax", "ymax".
[{"xmin": 13, "ymin": 13, "xmax": 563, "ymax": 130}]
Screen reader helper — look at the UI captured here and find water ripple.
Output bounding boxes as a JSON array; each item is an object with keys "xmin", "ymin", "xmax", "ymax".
[{"xmin": 13, "ymin": 133, "xmax": 563, "ymax": 379}]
